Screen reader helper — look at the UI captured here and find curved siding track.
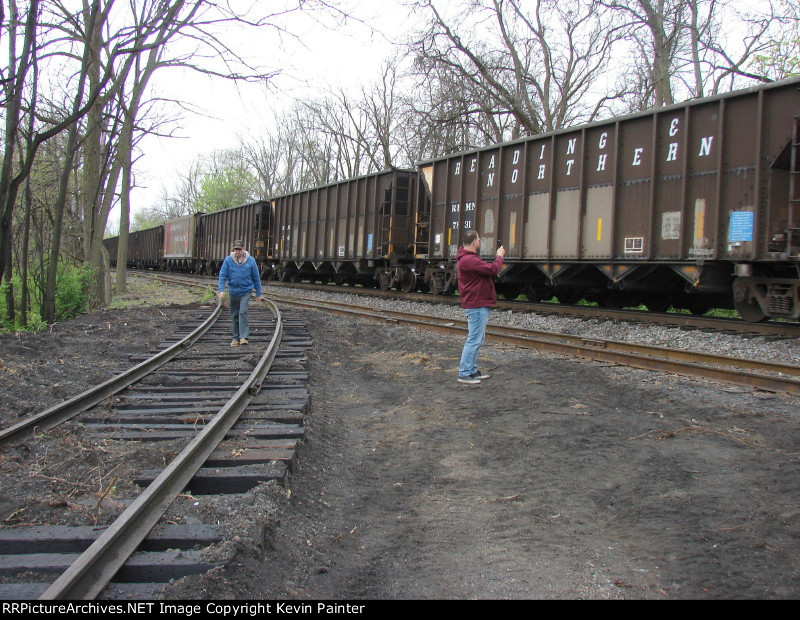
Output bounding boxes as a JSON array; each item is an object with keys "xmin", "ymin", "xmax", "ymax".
[
  {"xmin": 270, "ymin": 292, "xmax": 800, "ymax": 396},
  {"xmin": 267, "ymin": 281, "xmax": 800, "ymax": 339},
  {"xmin": 0, "ymin": 294, "xmax": 312, "ymax": 600}
]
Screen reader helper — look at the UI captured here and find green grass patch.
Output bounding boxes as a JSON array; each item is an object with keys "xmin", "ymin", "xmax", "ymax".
[{"xmin": 109, "ymin": 276, "xmax": 207, "ymax": 309}]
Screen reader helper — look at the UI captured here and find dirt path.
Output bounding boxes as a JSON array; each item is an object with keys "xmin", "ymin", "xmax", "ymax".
[{"xmin": 207, "ymin": 307, "xmax": 798, "ymax": 600}]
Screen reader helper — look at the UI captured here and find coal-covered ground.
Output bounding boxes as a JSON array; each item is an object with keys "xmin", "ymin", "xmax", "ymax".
[{"xmin": 1, "ymin": 279, "xmax": 798, "ymax": 599}]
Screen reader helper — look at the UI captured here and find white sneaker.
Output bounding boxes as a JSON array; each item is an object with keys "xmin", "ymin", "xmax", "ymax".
[{"xmin": 457, "ymin": 375, "xmax": 481, "ymax": 384}]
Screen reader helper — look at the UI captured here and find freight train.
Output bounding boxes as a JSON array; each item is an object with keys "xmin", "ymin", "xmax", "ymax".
[{"xmin": 106, "ymin": 77, "xmax": 800, "ymax": 322}]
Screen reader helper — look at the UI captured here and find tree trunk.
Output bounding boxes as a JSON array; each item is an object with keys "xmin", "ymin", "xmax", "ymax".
[
  {"xmin": 40, "ymin": 1, "xmax": 101, "ymax": 323},
  {"xmin": 20, "ymin": 176, "xmax": 33, "ymax": 326},
  {"xmin": 115, "ymin": 139, "xmax": 132, "ymax": 295},
  {"xmin": 42, "ymin": 123, "xmax": 81, "ymax": 324},
  {"xmin": 0, "ymin": 0, "xmax": 38, "ymax": 324}
]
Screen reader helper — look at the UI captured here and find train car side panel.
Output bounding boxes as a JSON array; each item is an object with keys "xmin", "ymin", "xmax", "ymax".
[
  {"xmin": 582, "ymin": 125, "xmax": 616, "ymax": 260},
  {"xmin": 416, "ymin": 76, "xmax": 800, "ymax": 319},
  {"xmin": 163, "ymin": 215, "xmax": 197, "ymax": 272},
  {"xmin": 198, "ymin": 201, "xmax": 272, "ymax": 274},
  {"xmin": 271, "ymin": 170, "xmax": 417, "ymax": 286}
]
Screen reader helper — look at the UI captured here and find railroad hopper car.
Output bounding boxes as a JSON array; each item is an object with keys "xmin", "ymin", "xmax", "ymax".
[
  {"xmin": 163, "ymin": 213, "xmax": 198, "ymax": 271},
  {"xmin": 105, "ymin": 224, "xmax": 164, "ymax": 270},
  {"xmin": 271, "ymin": 169, "xmax": 418, "ymax": 290},
  {"xmin": 105, "ymin": 234, "xmax": 119, "ymax": 266},
  {"xmin": 196, "ymin": 201, "xmax": 273, "ymax": 275},
  {"xmin": 162, "ymin": 201, "xmax": 273, "ymax": 274},
  {"xmin": 414, "ymin": 77, "xmax": 800, "ymax": 321}
]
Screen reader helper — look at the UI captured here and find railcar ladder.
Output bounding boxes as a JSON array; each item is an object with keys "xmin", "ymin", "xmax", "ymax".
[
  {"xmin": 381, "ymin": 174, "xmax": 411, "ymax": 256},
  {"xmin": 789, "ymin": 115, "xmax": 800, "ymax": 258}
]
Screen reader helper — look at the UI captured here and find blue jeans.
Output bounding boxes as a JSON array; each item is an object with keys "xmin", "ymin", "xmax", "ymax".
[
  {"xmin": 459, "ymin": 306, "xmax": 490, "ymax": 377},
  {"xmin": 229, "ymin": 293, "xmax": 252, "ymax": 340}
]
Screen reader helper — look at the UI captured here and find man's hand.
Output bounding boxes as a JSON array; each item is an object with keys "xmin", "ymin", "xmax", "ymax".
[
  {"xmin": 218, "ymin": 291, "xmax": 225, "ymax": 301},
  {"xmin": 497, "ymin": 245, "xmax": 506, "ymax": 258}
]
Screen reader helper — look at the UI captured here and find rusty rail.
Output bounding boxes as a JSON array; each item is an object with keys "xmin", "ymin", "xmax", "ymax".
[
  {"xmin": 39, "ymin": 299, "xmax": 284, "ymax": 600},
  {"xmin": 0, "ymin": 292, "xmax": 222, "ymax": 449},
  {"xmin": 272, "ymin": 293, "xmax": 800, "ymax": 396}
]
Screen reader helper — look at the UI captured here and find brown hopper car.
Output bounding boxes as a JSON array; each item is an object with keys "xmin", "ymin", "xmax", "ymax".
[{"xmin": 412, "ymin": 77, "xmax": 800, "ymax": 321}]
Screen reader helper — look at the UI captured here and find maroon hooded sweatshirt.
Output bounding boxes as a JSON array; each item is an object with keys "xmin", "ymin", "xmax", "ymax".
[{"xmin": 456, "ymin": 247, "xmax": 505, "ymax": 309}]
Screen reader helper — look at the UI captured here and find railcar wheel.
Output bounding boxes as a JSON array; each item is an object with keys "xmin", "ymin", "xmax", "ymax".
[
  {"xmin": 733, "ymin": 281, "xmax": 767, "ymax": 323},
  {"xmin": 522, "ymin": 284, "xmax": 546, "ymax": 302},
  {"xmin": 643, "ymin": 294, "xmax": 671, "ymax": 313},
  {"xmin": 377, "ymin": 271, "xmax": 391, "ymax": 291},
  {"xmin": 734, "ymin": 299, "xmax": 766, "ymax": 322},
  {"xmin": 500, "ymin": 283, "xmax": 522, "ymax": 300},
  {"xmin": 685, "ymin": 301, "xmax": 711, "ymax": 316},
  {"xmin": 556, "ymin": 290, "xmax": 581, "ymax": 305},
  {"xmin": 400, "ymin": 270, "xmax": 417, "ymax": 293}
]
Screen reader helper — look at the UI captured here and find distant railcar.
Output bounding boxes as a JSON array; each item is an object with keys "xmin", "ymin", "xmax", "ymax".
[
  {"xmin": 105, "ymin": 235, "xmax": 118, "ymax": 266},
  {"xmin": 413, "ymin": 77, "xmax": 800, "ymax": 321},
  {"xmin": 105, "ymin": 225, "xmax": 164, "ymax": 270},
  {"xmin": 160, "ymin": 201, "xmax": 273, "ymax": 274},
  {"xmin": 270, "ymin": 169, "xmax": 418, "ymax": 291},
  {"xmin": 196, "ymin": 201, "xmax": 273, "ymax": 276},
  {"xmin": 163, "ymin": 214, "xmax": 199, "ymax": 272}
]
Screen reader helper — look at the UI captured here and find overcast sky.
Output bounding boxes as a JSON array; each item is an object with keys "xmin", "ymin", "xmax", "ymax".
[{"xmin": 127, "ymin": 0, "xmax": 416, "ymax": 216}]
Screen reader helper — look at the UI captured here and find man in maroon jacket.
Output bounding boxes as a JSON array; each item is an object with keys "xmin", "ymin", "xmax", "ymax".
[{"xmin": 456, "ymin": 230, "xmax": 505, "ymax": 384}]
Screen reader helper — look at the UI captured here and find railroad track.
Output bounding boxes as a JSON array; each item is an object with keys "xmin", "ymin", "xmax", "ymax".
[
  {"xmin": 0, "ymin": 293, "xmax": 312, "ymax": 599},
  {"xmin": 269, "ymin": 292, "xmax": 800, "ymax": 396},
  {"xmin": 266, "ymin": 280, "xmax": 800, "ymax": 339},
  {"xmin": 115, "ymin": 272, "xmax": 800, "ymax": 337}
]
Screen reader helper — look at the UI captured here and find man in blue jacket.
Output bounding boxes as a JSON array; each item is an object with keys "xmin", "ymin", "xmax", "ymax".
[{"xmin": 217, "ymin": 240, "xmax": 263, "ymax": 346}]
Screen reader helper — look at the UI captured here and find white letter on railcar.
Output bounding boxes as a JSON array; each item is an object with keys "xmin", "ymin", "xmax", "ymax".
[
  {"xmin": 566, "ymin": 138, "xmax": 577, "ymax": 155},
  {"xmin": 666, "ymin": 143, "xmax": 679, "ymax": 162},
  {"xmin": 632, "ymin": 148, "xmax": 643, "ymax": 166},
  {"xmin": 597, "ymin": 154, "xmax": 607, "ymax": 171},
  {"xmin": 699, "ymin": 136, "xmax": 714, "ymax": 157}
]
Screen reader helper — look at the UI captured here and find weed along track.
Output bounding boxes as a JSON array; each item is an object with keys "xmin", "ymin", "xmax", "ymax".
[{"xmin": 0, "ymin": 297, "xmax": 312, "ymax": 600}]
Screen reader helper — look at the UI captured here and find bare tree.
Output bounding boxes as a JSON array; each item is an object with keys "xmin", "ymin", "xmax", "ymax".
[
  {"xmin": 42, "ymin": 0, "xmax": 192, "ymax": 320},
  {"xmin": 747, "ymin": 0, "xmax": 799, "ymax": 80},
  {"xmin": 406, "ymin": 0, "xmax": 624, "ymax": 142},
  {"xmin": 1, "ymin": 0, "xmax": 41, "ymax": 320},
  {"xmin": 4, "ymin": 0, "xmax": 348, "ymax": 325},
  {"xmin": 603, "ymin": 0, "xmax": 785, "ymax": 110}
]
